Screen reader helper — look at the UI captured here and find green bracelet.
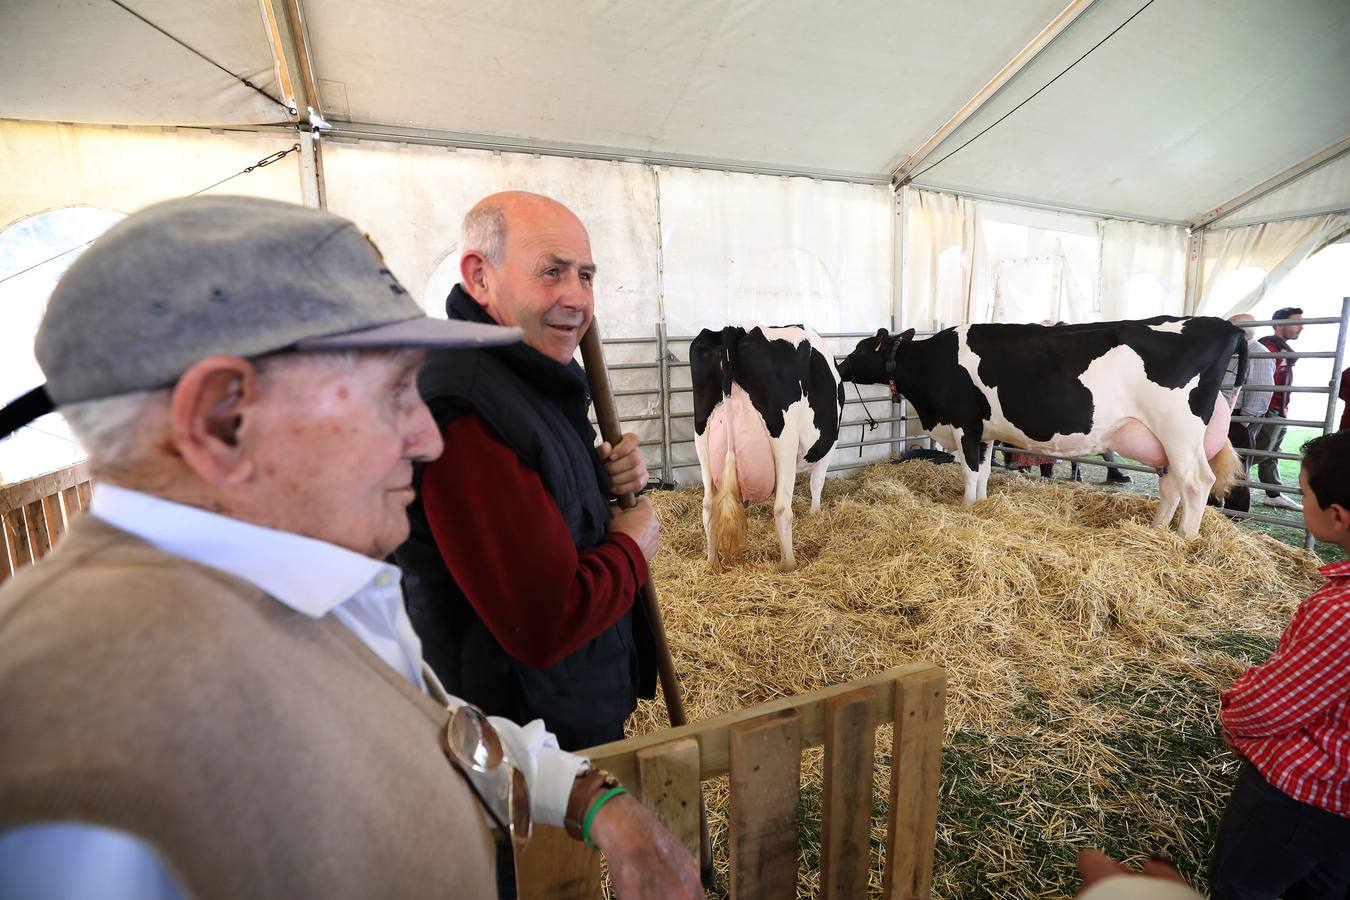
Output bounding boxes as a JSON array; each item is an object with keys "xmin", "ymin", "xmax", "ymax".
[{"xmin": 581, "ymin": 785, "xmax": 630, "ymax": 849}]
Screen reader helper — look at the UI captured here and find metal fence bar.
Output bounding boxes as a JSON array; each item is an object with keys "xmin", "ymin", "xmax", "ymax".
[
  {"xmin": 657, "ymin": 322, "xmax": 674, "ymax": 486},
  {"xmin": 1220, "ymin": 507, "xmax": 1310, "ymax": 528},
  {"xmin": 1234, "ymin": 478, "xmax": 1304, "ymax": 495},
  {"xmin": 836, "ymin": 436, "xmax": 904, "ymax": 450},
  {"xmin": 1308, "ymin": 297, "xmax": 1350, "ymax": 550},
  {"xmin": 1237, "ymin": 316, "xmax": 1344, "ymax": 327},
  {"xmin": 1241, "ymin": 448, "xmax": 1302, "ymax": 461},
  {"xmin": 1231, "ymin": 415, "xmax": 1327, "ymax": 428},
  {"xmin": 1249, "ymin": 351, "xmax": 1339, "ymax": 359}
]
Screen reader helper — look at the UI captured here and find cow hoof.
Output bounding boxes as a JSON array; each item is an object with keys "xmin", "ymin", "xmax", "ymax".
[{"xmin": 778, "ymin": 559, "xmax": 797, "ymax": 573}]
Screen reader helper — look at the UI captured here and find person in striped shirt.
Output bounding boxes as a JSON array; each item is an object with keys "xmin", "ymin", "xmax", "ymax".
[{"xmin": 1210, "ymin": 429, "xmax": 1350, "ymax": 899}]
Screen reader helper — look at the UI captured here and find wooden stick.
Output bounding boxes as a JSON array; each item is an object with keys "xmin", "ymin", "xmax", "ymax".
[{"xmin": 578, "ymin": 317, "xmax": 715, "ymax": 888}]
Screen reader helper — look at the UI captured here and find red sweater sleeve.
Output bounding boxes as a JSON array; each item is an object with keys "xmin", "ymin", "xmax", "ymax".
[{"xmin": 419, "ymin": 414, "xmax": 648, "ymax": 669}]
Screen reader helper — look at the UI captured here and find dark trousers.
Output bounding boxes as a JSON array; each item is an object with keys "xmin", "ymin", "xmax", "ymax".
[
  {"xmin": 497, "ymin": 840, "xmax": 518, "ymax": 899},
  {"xmin": 1210, "ymin": 763, "xmax": 1350, "ymax": 899}
]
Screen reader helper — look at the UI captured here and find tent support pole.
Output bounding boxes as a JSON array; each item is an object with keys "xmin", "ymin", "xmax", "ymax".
[{"xmin": 1190, "ymin": 136, "xmax": 1350, "ymax": 231}]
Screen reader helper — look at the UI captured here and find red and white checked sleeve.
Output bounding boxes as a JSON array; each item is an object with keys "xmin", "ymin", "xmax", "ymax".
[{"xmin": 1221, "ymin": 569, "xmax": 1350, "ymax": 737}]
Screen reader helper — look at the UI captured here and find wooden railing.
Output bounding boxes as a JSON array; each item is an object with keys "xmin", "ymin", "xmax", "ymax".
[
  {"xmin": 0, "ymin": 461, "xmax": 93, "ymax": 585},
  {"xmin": 516, "ymin": 663, "xmax": 947, "ymax": 900}
]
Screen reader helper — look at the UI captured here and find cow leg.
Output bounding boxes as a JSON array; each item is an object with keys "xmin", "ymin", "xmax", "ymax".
[
  {"xmin": 977, "ymin": 440, "xmax": 993, "ymax": 501},
  {"xmin": 807, "ymin": 455, "xmax": 829, "ymax": 514},
  {"xmin": 1173, "ymin": 445, "xmax": 1216, "ymax": 538},
  {"xmin": 1152, "ymin": 472, "xmax": 1181, "ymax": 529},
  {"xmin": 694, "ymin": 430, "xmax": 716, "ymax": 563},
  {"xmin": 772, "ymin": 434, "xmax": 799, "ymax": 572},
  {"xmin": 954, "ymin": 427, "xmax": 983, "ymax": 505}
]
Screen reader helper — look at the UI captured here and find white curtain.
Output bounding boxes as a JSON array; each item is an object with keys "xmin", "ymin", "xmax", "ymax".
[
  {"xmin": 1196, "ymin": 213, "xmax": 1350, "ymax": 317},
  {"xmin": 658, "ymin": 168, "xmax": 892, "ymax": 337},
  {"xmin": 902, "ymin": 189, "xmax": 975, "ymax": 329},
  {"xmin": 1098, "ymin": 219, "xmax": 1188, "ymax": 320}
]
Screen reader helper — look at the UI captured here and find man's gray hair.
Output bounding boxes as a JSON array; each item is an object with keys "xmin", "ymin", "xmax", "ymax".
[
  {"xmin": 61, "ymin": 349, "xmax": 409, "ymax": 472},
  {"xmin": 460, "ymin": 203, "xmax": 507, "ymax": 267},
  {"xmin": 62, "ymin": 389, "xmax": 170, "ymax": 470}
]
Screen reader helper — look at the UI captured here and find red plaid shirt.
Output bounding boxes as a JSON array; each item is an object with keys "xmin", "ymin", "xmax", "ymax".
[{"xmin": 1221, "ymin": 559, "xmax": 1350, "ymax": 817}]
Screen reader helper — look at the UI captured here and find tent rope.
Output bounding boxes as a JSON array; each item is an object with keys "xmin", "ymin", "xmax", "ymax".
[
  {"xmin": 911, "ymin": 0, "xmax": 1159, "ymax": 182},
  {"xmin": 106, "ymin": 0, "xmax": 293, "ymax": 114}
]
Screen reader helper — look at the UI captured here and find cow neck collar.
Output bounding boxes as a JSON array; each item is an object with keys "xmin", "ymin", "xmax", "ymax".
[{"xmin": 444, "ymin": 284, "xmax": 589, "ymax": 399}]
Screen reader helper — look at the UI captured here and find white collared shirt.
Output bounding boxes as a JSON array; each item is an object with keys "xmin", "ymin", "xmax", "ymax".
[{"xmin": 0, "ymin": 484, "xmax": 587, "ymax": 900}]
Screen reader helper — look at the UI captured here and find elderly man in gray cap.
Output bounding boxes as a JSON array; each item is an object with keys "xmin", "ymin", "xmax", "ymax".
[{"xmin": 0, "ymin": 196, "xmax": 700, "ymax": 900}]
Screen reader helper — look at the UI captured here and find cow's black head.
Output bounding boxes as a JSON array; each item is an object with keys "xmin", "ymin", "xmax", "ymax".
[{"xmin": 838, "ymin": 327, "xmax": 914, "ymax": 385}]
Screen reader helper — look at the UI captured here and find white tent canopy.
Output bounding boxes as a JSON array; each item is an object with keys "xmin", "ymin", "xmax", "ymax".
[
  {"xmin": 5, "ymin": 0, "xmax": 1349, "ymax": 225},
  {"xmin": 2, "ymin": 0, "xmax": 1348, "ymax": 483}
]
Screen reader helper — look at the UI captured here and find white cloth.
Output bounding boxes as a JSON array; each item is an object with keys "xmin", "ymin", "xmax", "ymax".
[
  {"xmin": 1078, "ymin": 874, "xmax": 1204, "ymax": 900},
  {"xmin": 0, "ymin": 484, "xmax": 588, "ymax": 900}
]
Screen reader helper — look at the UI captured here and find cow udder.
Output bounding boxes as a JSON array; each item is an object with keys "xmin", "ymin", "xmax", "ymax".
[{"xmin": 708, "ymin": 388, "xmax": 776, "ymax": 503}]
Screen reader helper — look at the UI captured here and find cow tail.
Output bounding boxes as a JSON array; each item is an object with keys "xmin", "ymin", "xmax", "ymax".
[
  {"xmin": 710, "ymin": 448, "xmax": 747, "ymax": 572},
  {"xmin": 1234, "ymin": 333, "xmax": 1249, "ymax": 389},
  {"xmin": 1208, "ymin": 438, "xmax": 1241, "ymax": 499}
]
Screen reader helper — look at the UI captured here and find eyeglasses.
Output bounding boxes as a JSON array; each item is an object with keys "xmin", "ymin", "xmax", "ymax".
[{"xmin": 442, "ymin": 702, "xmax": 532, "ymax": 852}]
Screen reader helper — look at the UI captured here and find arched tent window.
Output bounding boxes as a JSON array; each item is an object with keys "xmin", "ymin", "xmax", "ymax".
[
  {"xmin": 0, "ymin": 206, "xmax": 126, "ymax": 484},
  {"xmin": 423, "ymin": 248, "xmax": 460, "ymax": 320}
]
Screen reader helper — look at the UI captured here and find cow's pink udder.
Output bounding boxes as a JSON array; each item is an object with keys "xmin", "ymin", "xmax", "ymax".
[
  {"xmin": 1109, "ymin": 418, "xmax": 1168, "ymax": 468},
  {"xmin": 708, "ymin": 390, "xmax": 775, "ymax": 502}
]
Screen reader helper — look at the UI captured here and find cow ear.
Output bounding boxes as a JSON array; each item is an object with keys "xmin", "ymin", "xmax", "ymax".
[
  {"xmin": 899, "ymin": 328, "xmax": 916, "ymax": 342},
  {"xmin": 873, "ymin": 327, "xmax": 889, "ymax": 351}
]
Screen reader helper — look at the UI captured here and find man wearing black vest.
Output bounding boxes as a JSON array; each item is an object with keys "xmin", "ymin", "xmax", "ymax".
[{"xmin": 395, "ymin": 191, "xmax": 659, "ymax": 753}]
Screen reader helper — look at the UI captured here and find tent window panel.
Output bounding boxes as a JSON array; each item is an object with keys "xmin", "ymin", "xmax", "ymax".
[{"xmin": 0, "ymin": 207, "xmax": 125, "ymax": 484}]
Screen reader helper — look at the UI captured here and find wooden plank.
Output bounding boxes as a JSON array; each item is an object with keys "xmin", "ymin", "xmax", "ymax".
[
  {"xmin": 23, "ymin": 500, "xmax": 51, "ymax": 561},
  {"xmin": 3, "ymin": 509, "xmax": 32, "ymax": 576},
  {"xmin": 636, "ymin": 736, "xmax": 702, "ymax": 862},
  {"xmin": 60, "ymin": 487, "xmax": 81, "ymax": 522},
  {"xmin": 0, "ymin": 462, "xmax": 91, "ymax": 516},
  {"xmin": 76, "ymin": 481, "xmax": 93, "ymax": 511},
  {"xmin": 514, "ymin": 824, "xmax": 601, "ymax": 900},
  {"xmin": 584, "ymin": 662, "xmax": 940, "ymax": 785},
  {"xmin": 821, "ymin": 687, "xmax": 877, "ymax": 900},
  {"xmin": 729, "ymin": 708, "xmax": 801, "ymax": 900},
  {"xmin": 883, "ymin": 668, "xmax": 946, "ymax": 900},
  {"xmin": 41, "ymin": 493, "xmax": 66, "ymax": 546},
  {"xmin": 0, "ymin": 523, "xmax": 12, "ymax": 583}
]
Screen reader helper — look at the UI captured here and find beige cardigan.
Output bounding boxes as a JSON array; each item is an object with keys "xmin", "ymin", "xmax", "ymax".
[{"xmin": 0, "ymin": 515, "xmax": 497, "ymax": 898}]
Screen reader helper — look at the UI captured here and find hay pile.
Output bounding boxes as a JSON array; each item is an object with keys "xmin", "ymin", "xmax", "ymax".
[{"xmin": 626, "ymin": 461, "xmax": 1323, "ymax": 899}]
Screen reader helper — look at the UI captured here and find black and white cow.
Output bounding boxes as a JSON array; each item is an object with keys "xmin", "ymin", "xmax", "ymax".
[
  {"xmin": 837, "ymin": 316, "xmax": 1248, "ymax": 538},
  {"xmin": 691, "ymin": 324, "xmax": 844, "ymax": 571}
]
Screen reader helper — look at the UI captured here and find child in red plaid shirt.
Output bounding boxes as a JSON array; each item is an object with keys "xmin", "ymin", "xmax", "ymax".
[{"xmin": 1210, "ymin": 429, "xmax": 1350, "ymax": 899}]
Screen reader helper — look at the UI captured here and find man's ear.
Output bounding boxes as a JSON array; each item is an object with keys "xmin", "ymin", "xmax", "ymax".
[
  {"xmin": 459, "ymin": 249, "xmax": 491, "ymax": 304},
  {"xmin": 170, "ymin": 356, "xmax": 260, "ymax": 485}
]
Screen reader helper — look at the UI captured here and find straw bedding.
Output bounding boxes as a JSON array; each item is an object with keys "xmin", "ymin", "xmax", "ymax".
[{"xmin": 623, "ymin": 460, "xmax": 1323, "ymax": 898}]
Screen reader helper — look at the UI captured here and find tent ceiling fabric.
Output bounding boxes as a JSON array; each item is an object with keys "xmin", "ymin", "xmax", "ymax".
[
  {"xmin": 2, "ymin": 0, "xmax": 1347, "ymax": 224},
  {"xmin": 303, "ymin": 0, "xmax": 1068, "ymax": 176},
  {"xmin": 911, "ymin": 0, "xmax": 1350, "ymax": 222},
  {"xmin": 1, "ymin": 0, "xmax": 286, "ymax": 126}
]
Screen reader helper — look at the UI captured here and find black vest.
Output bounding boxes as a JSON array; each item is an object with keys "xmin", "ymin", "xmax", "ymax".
[{"xmin": 395, "ymin": 286, "xmax": 656, "ymax": 751}]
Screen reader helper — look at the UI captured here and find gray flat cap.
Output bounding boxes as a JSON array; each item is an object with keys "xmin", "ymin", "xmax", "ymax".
[{"xmin": 35, "ymin": 195, "xmax": 520, "ymax": 405}]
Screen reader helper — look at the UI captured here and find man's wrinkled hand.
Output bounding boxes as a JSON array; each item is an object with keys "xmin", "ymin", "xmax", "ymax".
[
  {"xmin": 587, "ymin": 794, "xmax": 701, "ymax": 899},
  {"xmin": 598, "ymin": 433, "xmax": 648, "ymax": 497}
]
